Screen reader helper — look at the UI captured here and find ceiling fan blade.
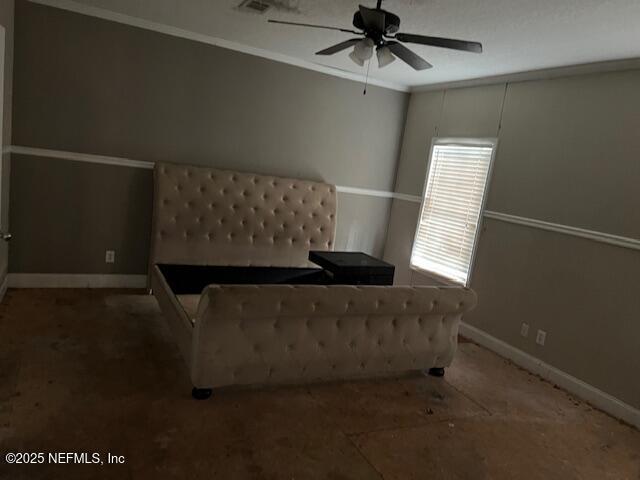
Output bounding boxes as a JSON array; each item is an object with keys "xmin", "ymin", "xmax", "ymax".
[
  {"xmin": 387, "ymin": 42, "xmax": 432, "ymax": 70},
  {"xmin": 316, "ymin": 38, "xmax": 363, "ymax": 56},
  {"xmin": 268, "ymin": 19, "xmax": 361, "ymax": 34},
  {"xmin": 358, "ymin": 5, "xmax": 385, "ymax": 32},
  {"xmin": 395, "ymin": 33, "xmax": 483, "ymax": 53}
]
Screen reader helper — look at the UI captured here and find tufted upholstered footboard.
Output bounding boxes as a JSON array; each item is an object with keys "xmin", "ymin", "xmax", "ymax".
[{"xmin": 153, "ymin": 266, "xmax": 477, "ymax": 389}]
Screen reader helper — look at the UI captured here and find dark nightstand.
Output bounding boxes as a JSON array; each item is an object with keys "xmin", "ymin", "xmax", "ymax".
[{"xmin": 309, "ymin": 251, "xmax": 395, "ymax": 285}]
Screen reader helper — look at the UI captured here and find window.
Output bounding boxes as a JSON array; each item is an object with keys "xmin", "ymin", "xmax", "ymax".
[{"xmin": 410, "ymin": 139, "xmax": 496, "ymax": 286}]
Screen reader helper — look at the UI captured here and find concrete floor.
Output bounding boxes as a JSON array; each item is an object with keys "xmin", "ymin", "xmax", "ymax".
[{"xmin": 0, "ymin": 289, "xmax": 638, "ymax": 480}]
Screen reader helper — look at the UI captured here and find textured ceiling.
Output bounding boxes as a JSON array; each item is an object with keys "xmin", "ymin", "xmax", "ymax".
[{"xmin": 37, "ymin": 0, "xmax": 640, "ymax": 88}]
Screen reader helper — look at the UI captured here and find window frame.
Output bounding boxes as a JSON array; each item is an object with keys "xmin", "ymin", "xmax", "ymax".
[{"xmin": 410, "ymin": 137, "xmax": 498, "ymax": 287}]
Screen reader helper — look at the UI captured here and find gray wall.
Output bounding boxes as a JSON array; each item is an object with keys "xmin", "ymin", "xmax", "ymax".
[
  {"xmin": 383, "ymin": 71, "xmax": 640, "ymax": 409},
  {"xmin": 0, "ymin": 0, "xmax": 14, "ymax": 285},
  {"xmin": 10, "ymin": 0, "xmax": 408, "ymax": 274}
]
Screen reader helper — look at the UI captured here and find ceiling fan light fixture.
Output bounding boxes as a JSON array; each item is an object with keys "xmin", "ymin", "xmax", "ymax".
[
  {"xmin": 270, "ymin": 3, "xmax": 483, "ymax": 72},
  {"xmin": 348, "ymin": 49, "xmax": 365, "ymax": 66},
  {"xmin": 376, "ymin": 46, "xmax": 396, "ymax": 68},
  {"xmin": 349, "ymin": 38, "xmax": 374, "ymax": 66}
]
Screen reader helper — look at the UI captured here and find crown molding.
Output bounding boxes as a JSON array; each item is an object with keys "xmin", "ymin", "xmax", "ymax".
[
  {"xmin": 28, "ymin": 0, "xmax": 409, "ymax": 93},
  {"xmin": 410, "ymin": 57, "xmax": 640, "ymax": 92}
]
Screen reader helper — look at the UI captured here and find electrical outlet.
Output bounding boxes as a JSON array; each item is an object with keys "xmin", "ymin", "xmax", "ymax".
[
  {"xmin": 520, "ymin": 323, "xmax": 530, "ymax": 337},
  {"xmin": 536, "ymin": 329, "xmax": 547, "ymax": 346},
  {"xmin": 105, "ymin": 250, "xmax": 115, "ymax": 264}
]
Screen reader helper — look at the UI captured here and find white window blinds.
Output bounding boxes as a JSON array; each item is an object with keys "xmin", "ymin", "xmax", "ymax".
[{"xmin": 410, "ymin": 141, "xmax": 495, "ymax": 285}]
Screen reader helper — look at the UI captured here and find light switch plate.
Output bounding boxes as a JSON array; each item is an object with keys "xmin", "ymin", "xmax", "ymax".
[
  {"xmin": 520, "ymin": 323, "xmax": 530, "ymax": 337},
  {"xmin": 536, "ymin": 329, "xmax": 547, "ymax": 346},
  {"xmin": 105, "ymin": 250, "xmax": 115, "ymax": 264}
]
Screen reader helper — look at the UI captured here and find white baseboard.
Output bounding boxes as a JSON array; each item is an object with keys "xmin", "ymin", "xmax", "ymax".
[
  {"xmin": 459, "ymin": 322, "xmax": 640, "ymax": 429},
  {"xmin": 7, "ymin": 273, "xmax": 148, "ymax": 288}
]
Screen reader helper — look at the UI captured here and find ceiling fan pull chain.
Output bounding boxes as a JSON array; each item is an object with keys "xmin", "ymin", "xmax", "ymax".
[{"xmin": 363, "ymin": 57, "xmax": 372, "ymax": 95}]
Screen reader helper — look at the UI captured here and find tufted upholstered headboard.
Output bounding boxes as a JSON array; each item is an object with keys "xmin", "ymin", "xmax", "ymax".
[{"xmin": 149, "ymin": 162, "xmax": 337, "ymax": 274}]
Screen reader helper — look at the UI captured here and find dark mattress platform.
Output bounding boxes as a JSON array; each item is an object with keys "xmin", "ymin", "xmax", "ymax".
[
  {"xmin": 158, "ymin": 251, "xmax": 395, "ymax": 295},
  {"xmin": 157, "ymin": 264, "xmax": 331, "ymax": 295}
]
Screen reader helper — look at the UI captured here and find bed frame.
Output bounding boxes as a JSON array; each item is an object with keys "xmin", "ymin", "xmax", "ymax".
[{"xmin": 150, "ymin": 162, "xmax": 477, "ymax": 399}]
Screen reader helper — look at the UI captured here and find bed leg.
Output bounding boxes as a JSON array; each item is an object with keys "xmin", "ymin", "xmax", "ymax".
[
  {"xmin": 191, "ymin": 387, "xmax": 213, "ymax": 400},
  {"xmin": 428, "ymin": 367, "xmax": 445, "ymax": 377}
]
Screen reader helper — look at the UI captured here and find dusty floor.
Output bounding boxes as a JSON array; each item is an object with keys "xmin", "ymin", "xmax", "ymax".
[{"xmin": 0, "ymin": 289, "xmax": 638, "ymax": 480}]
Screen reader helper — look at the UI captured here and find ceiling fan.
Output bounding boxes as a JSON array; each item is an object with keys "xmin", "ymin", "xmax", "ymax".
[{"xmin": 268, "ymin": 0, "xmax": 482, "ymax": 71}]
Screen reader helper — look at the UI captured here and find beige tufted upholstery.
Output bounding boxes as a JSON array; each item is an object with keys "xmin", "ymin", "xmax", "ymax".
[
  {"xmin": 177, "ymin": 282, "xmax": 477, "ymax": 388},
  {"xmin": 150, "ymin": 163, "xmax": 478, "ymax": 391},
  {"xmin": 149, "ymin": 162, "xmax": 337, "ymax": 275}
]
